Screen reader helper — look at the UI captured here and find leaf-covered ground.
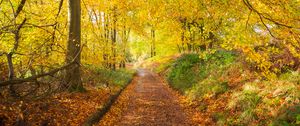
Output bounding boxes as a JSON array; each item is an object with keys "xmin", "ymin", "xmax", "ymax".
[
  {"xmin": 0, "ymin": 87, "xmax": 112, "ymax": 125},
  {"xmin": 99, "ymin": 69, "xmax": 196, "ymax": 126},
  {"xmin": 0, "ymin": 66, "xmax": 135, "ymax": 125}
]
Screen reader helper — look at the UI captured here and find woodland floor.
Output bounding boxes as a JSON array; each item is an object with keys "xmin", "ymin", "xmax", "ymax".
[{"xmin": 99, "ymin": 69, "xmax": 195, "ymax": 126}]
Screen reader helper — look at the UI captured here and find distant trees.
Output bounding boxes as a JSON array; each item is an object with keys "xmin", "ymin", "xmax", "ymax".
[
  {"xmin": 81, "ymin": 0, "xmax": 136, "ymax": 69},
  {"xmin": 0, "ymin": 0, "xmax": 299, "ymax": 98},
  {"xmin": 153, "ymin": 0, "xmax": 299, "ymax": 78}
]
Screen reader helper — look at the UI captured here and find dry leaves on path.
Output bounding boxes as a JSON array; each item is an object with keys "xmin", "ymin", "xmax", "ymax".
[{"xmin": 99, "ymin": 69, "xmax": 197, "ymax": 126}]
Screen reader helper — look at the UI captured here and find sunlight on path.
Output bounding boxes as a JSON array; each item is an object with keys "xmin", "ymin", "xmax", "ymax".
[{"xmin": 100, "ymin": 69, "xmax": 192, "ymax": 126}]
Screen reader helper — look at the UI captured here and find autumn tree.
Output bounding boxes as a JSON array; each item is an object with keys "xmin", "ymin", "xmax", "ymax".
[{"xmin": 65, "ymin": 0, "xmax": 84, "ymax": 91}]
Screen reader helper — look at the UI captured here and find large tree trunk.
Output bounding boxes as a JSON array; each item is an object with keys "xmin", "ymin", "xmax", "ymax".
[{"xmin": 65, "ymin": 0, "xmax": 84, "ymax": 92}]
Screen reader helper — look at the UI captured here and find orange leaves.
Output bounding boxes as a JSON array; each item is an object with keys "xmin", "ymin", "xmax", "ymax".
[
  {"xmin": 98, "ymin": 79, "xmax": 132, "ymax": 126},
  {"xmin": 0, "ymin": 88, "xmax": 112, "ymax": 125}
]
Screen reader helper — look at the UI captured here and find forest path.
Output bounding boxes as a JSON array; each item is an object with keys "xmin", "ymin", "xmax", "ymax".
[{"xmin": 99, "ymin": 69, "xmax": 192, "ymax": 126}]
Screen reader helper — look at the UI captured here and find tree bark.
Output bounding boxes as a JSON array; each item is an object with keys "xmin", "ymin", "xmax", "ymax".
[
  {"xmin": 111, "ymin": 7, "xmax": 117, "ymax": 70},
  {"xmin": 103, "ymin": 12, "xmax": 109, "ymax": 68},
  {"xmin": 150, "ymin": 28, "xmax": 156, "ymax": 57},
  {"xmin": 65, "ymin": 0, "xmax": 84, "ymax": 92}
]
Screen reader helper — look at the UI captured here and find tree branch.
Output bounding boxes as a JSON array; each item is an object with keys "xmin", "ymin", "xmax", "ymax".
[
  {"xmin": 0, "ymin": 47, "xmax": 83, "ymax": 87},
  {"xmin": 246, "ymin": 10, "xmax": 252, "ymax": 29},
  {"xmin": 56, "ymin": 0, "xmax": 64, "ymax": 18},
  {"xmin": 15, "ymin": 0, "xmax": 26, "ymax": 18},
  {"xmin": 243, "ymin": 0, "xmax": 299, "ymax": 29},
  {"xmin": 0, "ymin": 62, "xmax": 75, "ymax": 86},
  {"xmin": 0, "ymin": 52, "xmax": 7, "ymax": 56}
]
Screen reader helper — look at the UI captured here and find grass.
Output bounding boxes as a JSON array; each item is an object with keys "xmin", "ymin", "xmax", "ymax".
[
  {"xmin": 226, "ymin": 71, "xmax": 300, "ymax": 125},
  {"xmin": 157, "ymin": 50, "xmax": 300, "ymax": 125},
  {"xmin": 82, "ymin": 65, "xmax": 135, "ymax": 90},
  {"xmin": 167, "ymin": 50, "xmax": 236, "ymax": 95},
  {"xmin": 167, "ymin": 53, "xmax": 200, "ymax": 92}
]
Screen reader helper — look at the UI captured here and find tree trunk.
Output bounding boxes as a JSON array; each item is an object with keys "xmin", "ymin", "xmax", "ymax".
[
  {"xmin": 111, "ymin": 26, "xmax": 116, "ymax": 70},
  {"xmin": 151, "ymin": 28, "xmax": 156, "ymax": 57},
  {"xmin": 7, "ymin": 53, "xmax": 18, "ymax": 97},
  {"xmin": 111, "ymin": 8, "xmax": 117, "ymax": 70},
  {"xmin": 7, "ymin": 18, "xmax": 26, "ymax": 97},
  {"xmin": 103, "ymin": 12, "xmax": 109, "ymax": 68},
  {"xmin": 65, "ymin": 0, "xmax": 84, "ymax": 92}
]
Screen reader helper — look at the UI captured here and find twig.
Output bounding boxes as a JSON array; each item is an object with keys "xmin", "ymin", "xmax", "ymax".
[{"xmin": 246, "ymin": 10, "xmax": 252, "ymax": 29}]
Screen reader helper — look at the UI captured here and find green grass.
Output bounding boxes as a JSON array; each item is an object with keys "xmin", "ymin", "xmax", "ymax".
[
  {"xmin": 228, "ymin": 85, "xmax": 261, "ymax": 124},
  {"xmin": 82, "ymin": 65, "xmax": 135, "ymax": 89},
  {"xmin": 167, "ymin": 53, "xmax": 200, "ymax": 92},
  {"xmin": 167, "ymin": 50, "xmax": 236, "ymax": 95},
  {"xmin": 227, "ymin": 73, "xmax": 300, "ymax": 125},
  {"xmin": 95, "ymin": 68, "xmax": 135, "ymax": 87}
]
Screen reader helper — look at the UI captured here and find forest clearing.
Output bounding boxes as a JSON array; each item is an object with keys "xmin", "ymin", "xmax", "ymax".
[{"xmin": 0, "ymin": 0, "xmax": 300, "ymax": 125}]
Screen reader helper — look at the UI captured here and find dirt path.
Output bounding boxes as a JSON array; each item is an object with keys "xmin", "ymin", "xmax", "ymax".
[{"xmin": 99, "ymin": 69, "xmax": 192, "ymax": 126}]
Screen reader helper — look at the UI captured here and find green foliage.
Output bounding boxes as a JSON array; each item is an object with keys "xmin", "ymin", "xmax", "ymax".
[
  {"xmin": 162, "ymin": 50, "xmax": 299, "ymax": 126},
  {"xmin": 279, "ymin": 71, "xmax": 300, "ymax": 84},
  {"xmin": 96, "ymin": 68, "xmax": 134, "ymax": 87},
  {"xmin": 212, "ymin": 112, "xmax": 227, "ymax": 125},
  {"xmin": 167, "ymin": 50, "xmax": 235, "ymax": 95},
  {"xmin": 187, "ymin": 79, "xmax": 229, "ymax": 100},
  {"xmin": 83, "ymin": 65, "xmax": 135, "ymax": 88},
  {"xmin": 297, "ymin": 114, "xmax": 300, "ymax": 125},
  {"xmin": 225, "ymin": 76, "xmax": 300, "ymax": 125},
  {"xmin": 167, "ymin": 54, "xmax": 200, "ymax": 92},
  {"xmin": 272, "ymin": 105, "xmax": 300, "ymax": 126},
  {"xmin": 212, "ymin": 82, "xmax": 229, "ymax": 96},
  {"xmin": 227, "ymin": 83, "xmax": 261, "ymax": 124}
]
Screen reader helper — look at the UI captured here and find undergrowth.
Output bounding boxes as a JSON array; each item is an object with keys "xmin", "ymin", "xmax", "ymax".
[
  {"xmin": 83, "ymin": 65, "xmax": 135, "ymax": 89},
  {"xmin": 159, "ymin": 50, "xmax": 300, "ymax": 125},
  {"xmin": 167, "ymin": 50, "xmax": 236, "ymax": 95}
]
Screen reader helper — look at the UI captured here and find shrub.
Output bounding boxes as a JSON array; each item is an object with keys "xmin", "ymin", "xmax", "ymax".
[
  {"xmin": 187, "ymin": 79, "xmax": 229, "ymax": 100},
  {"xmin": 167, "ymin": 50, "xmax": 235, "ymax": 95},
  {"xmin": 227, "ymin": 83, "xmax": 261, "ymax": 124},
  {"xmin": 167, "ymin": 53, "xmax": 200, "ymax": 92},
  {"xmin": 82, "ymin": 65, "xmax": 135, "ymax": 89},
  {"xmin": 95, "ymin": 68, "xmax": 135, "ymax": 88}
]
